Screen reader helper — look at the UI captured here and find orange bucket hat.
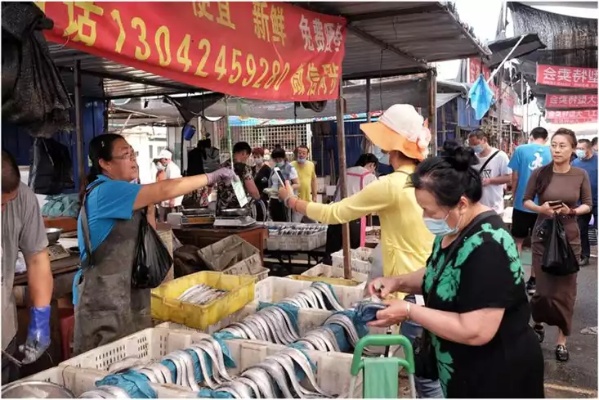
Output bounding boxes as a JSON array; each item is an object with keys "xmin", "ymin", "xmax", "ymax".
[{"xmin": 360, "ymin": 104, "xmax": 431, "ymax": 161}]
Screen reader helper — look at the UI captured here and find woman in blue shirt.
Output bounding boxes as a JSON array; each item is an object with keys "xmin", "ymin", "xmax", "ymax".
[{"xmin": 74, "ymin": 134, "xmax": 234, "ymax": 355}]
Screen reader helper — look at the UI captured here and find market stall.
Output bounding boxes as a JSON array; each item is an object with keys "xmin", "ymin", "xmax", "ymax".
[{"xmin": 3, "ymin": 1, "xmax": 489, "ymax": 395}]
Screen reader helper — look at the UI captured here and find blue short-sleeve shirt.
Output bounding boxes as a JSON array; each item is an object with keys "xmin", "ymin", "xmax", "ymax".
[{"xmin": 77, "ymin": 175, "xmax": 142, "ymax": 260}]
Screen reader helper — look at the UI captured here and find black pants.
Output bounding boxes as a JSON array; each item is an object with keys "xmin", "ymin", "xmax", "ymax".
[
  {"xmin": 269, "ymin": 198, "xmax": 288, "ymax": 222},
  {"xmin": 2, "ymin": 337, "xmax": 20, "ymax": 385},
  {"xmin": 578, "ymin": 205, "xmax": 598, "ymax": 258},
  {"xmin": 323, "ymin": 220, "xmax": 362, "ymax": 264}
]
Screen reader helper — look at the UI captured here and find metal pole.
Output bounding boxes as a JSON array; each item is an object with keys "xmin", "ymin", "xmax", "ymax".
[
  {"xmin": 364, "ymin": 78, "xmax": 372, "ymax": 152},
  {"xmin": 497, "ymin": 67, "xmax": 503, "ymax": 149},
  {"xmin": 520, "ymin": 76, "xmax": 525, "ymax": 137},
  {"xmin": 74, "ymin": 60, "xmax": 85, "ymax": 191},
  {"xmin": 427, "ymin": 69, "xmax": 438, "ymax": 156},
  {"xmin": 336, "ymin": 83, "xmax": 352, "ymax": 279},
  {"xmin": 365, "ymin": 78, "xmax": 373, "ymax": 227}
]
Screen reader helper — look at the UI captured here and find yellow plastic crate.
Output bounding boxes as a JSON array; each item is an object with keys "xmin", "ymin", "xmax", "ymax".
[
  {"xmin": 151, "ymin": 271, "xmax": 255, "ymax": 330},
  {"xmin": 287, "ymin": 274, "xmax": 362, "ymax": 287}
]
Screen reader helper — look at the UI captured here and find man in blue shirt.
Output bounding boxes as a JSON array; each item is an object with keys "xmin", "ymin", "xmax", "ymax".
[
  {"xmin": 508, "ymin": 127, "xmax": 552, "ymax": 295},
  {"xmin": 573, "ymin": 138, "xmax": 598, "ymax": 266}
]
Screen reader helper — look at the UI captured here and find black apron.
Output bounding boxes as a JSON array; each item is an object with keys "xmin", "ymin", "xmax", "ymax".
[{"xmin": 73, "ymin": 211, "xmax": 151, "ymax": 355}]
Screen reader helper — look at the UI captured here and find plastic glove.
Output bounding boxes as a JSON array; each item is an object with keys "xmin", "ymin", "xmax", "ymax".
[
  {"xmin": 19, "ymin": 306, "xmax": 51, "ymax": 364},
  {"xmin": 206, "ymin": 168, "xmax": 237, "ymax": 185}
]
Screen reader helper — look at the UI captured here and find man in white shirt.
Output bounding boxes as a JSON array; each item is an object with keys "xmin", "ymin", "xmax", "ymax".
[
  {"xmin": 157, "ymin": 149, "xmax": 183, "ymax": 220},
  {"xmin": 468, "ymin": 130, "xmax": 512, "ymax": 215}
]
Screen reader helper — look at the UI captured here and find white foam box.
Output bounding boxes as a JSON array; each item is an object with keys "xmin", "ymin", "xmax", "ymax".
[
  {"xmin": 222, "ymin": 254, "xmax": 269, "ymax": 282},
  {"xmin": 59, "ymin": 327, "xmax": 362, "ymax": 398},
  {"xmin": 12, "ymin": 366, "xmax": 194, "ymax": 398},
  {"xmin": 254, "ymin": 276, "xmax": 366, "ymax": 308},
  {"xmin": 331, "ymin": 247, "xmax": 374, "ymax": 274}
]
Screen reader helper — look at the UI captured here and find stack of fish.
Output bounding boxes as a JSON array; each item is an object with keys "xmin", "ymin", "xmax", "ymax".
[
  {"xmin": 178, "ymin": 284, "xmax": 227, "ymax": 306},
  {"xmin": 266, "ymin": 224, "xmax": 327, "ymax": 236},
  {"xmin": 220, "ymin": 305, "xmax": 299, "ymax": 344},
  {"xmin": 202, "ymin": 347, "xmax": 331, "ymax": 399},
  {"xmin": 279, "ymin": 282, "xmax": 344, "ymax": 311}
]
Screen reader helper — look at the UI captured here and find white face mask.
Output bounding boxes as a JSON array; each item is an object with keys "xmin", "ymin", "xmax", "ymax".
[
  {"xmin": 155, "ymin": 163, "xmax": 165, "ymax": 171},
  {"xmin": 254, "ymin": 157, "xmax": 264, "ymax": 165}
]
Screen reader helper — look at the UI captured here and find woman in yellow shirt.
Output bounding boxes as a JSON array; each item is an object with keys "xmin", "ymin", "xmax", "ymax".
[
  {"xmin": 279, "ymin": 104, "xmax": 433, "ymax": 279},
  {"xmin": 278, "ymin": 104, "xmax": 443, "ymax": 398}
]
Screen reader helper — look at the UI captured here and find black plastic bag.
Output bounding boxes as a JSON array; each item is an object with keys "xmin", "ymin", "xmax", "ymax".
[
  {"xmin": 29, "ymin": 137, "xmax": 75, "ymax": 194},
  {"xmin": 541, "ymin": 217, "xmax": 579, "ymax": 276},
  {"xmin": 132, "ymin": 215, "xmax": 173, "ymax": 289}
]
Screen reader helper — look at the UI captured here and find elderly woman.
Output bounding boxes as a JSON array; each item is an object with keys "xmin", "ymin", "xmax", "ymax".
[
  {"xmin": 524, "ymin": 128, "xmax": 592, "ymax": 361},
  {"xmin": 279, "ymin": 104, "xmax": 442, "ymax": 398},
  {"xmin": 74, "ymin": 134, "xmax": 235, "ymax": 355},
  {"xmin": 367, "ymin": 141, "xmax": 544, "ymax": 398}
]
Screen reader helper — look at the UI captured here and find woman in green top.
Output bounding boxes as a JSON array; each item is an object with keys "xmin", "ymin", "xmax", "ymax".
[{"xmin": 367, "ymin": 141, "xmax": 544, "ymax": 398}]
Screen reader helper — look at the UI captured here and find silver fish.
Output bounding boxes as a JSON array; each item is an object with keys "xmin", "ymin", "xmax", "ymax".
[
  {"xmin": 282, "ymin": 347, "xmax": 330, "ymax": 397},
  {"xmin": 203, "ymin": 337, "xmax": 234, "ymax": 382},
  {"xmin": 241, "ymin": 368, "xmax": 277, "ymax": 398},
  {"xmin": 253, "ymin": 361, "xmax": 295, "ymax": 399},
  {"xmin": 187, "ymin": 345, "xmax": 217, "ymax": 389},
  {"xmin": 268, "ymin": 353, "xmax": 321, "ymax": 399},
  {"xmin": 97, "ymin": 385, "xmax": 132, "ymax": 398},
  {"xmin": 235, "ymin": 376, "xmax": 262, "ymax": 399},
  {"xmin": 216, "ymin": 380, "xmax": 254, "ymax": 399}
]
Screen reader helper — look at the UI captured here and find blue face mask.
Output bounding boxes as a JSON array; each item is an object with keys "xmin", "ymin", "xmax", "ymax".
[
  {"xmin": 472, "ymin": 144, "xmax": 484, "ymax": 155},
  {"xmin": 423, "ymin": 213, "xmax": 461, "ymax": 237},
  {"xmin": 576, "ymin": 149, "xmax": 586, "ymax": 159},
  {"xmin": 275, "ymin": 161, "xmax": 285, "ymax": 168}
]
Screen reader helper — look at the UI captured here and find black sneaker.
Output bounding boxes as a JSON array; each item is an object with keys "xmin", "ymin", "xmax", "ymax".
[
  {"xmin": 556, "ymin": 345, "xmax": 569, "ymax": 362},
  {"xmin": 526, "ymin": 278, "xmax": 536, "ymax": 296}
]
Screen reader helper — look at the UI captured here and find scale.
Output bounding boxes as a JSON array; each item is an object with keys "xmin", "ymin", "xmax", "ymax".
[
  {"xmin": 167, "ymin": 210, "xmax": 215, "ymax": 227},
  {"xmin": 47, "ymin": 244, "xmax": 71, "ymax": 262},
  {"xmin": 213, "ymin": 216, "xmax": 256, "ymax": 227}
]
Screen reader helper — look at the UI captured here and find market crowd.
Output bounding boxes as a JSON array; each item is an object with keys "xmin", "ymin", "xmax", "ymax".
[{"xmin": 2, "ymin": 104, "xmax": 597, "ymax": 399}]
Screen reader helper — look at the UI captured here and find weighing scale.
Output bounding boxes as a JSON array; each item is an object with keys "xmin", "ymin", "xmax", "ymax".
[
  {"xmin": 168, "ymin": 209, "xmax": 215, "ymax": 227},
  {"xmin": 213, "ymin": 215, "xmax": 256, "ymax": 227},
  {"xmin": 47, "ymin": 244, "xmax": 71, "ymax": 262}
]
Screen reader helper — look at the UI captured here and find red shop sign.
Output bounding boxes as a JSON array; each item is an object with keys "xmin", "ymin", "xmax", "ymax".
[
  {"xmin": 545, "ymin": 94, "xmax": 598, "ymax": 109},
  {"xmin": 537, "ymin": 64, "xmax": 598, "ymax": 89},
  {"xmin": 38, "ymin": 1, "xmax": 347, "ymax": 101},
  {"xmin": 545, "ymin": 110, "xmax": 598, "ymax": 124}
]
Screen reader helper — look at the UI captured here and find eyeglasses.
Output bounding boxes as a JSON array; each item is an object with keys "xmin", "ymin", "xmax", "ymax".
[{"xmin": 113, "ymin": 150, "xmax": 137, "ymax": 160}]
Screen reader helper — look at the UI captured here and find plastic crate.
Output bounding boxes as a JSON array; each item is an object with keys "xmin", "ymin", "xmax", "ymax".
[
  {"xmin": 222, "ymin": 254, "xmax": 269, "ymax": 282},
  {"xmin": 60, "ymin": 327, "xmax": 362, "ymax": 397},
  {"xmin": 301, "ymin": 263, "xmax": 369, "ymax": 284},
  {"xmin": 331, "ymin": 247, "xmax": 373, "ymax": 274},
  {"xmin": 254, "ymin": 276, "xmax": 365, "ymax": 308},
  {"xmin": 15, "ymin": 366, "xmax": 193, "ymax": 398},
  {"xmin": 198, "ymin": 235, "xmax": 260, "ymax": 272},
  {"xmin": 151, "ymin": 271, "xmax": 255, "ymax": 330},
  {"xmin": 264, "ymin": 222, "xmax": 327, "ymax": 251},
  {"xmin": 157, "ymin": 302, "xmax": 332, "ymax": 336}
]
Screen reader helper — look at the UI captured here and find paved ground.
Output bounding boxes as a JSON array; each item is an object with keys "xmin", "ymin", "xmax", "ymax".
[{"xmin": 522, "ymin": 249, "xmax": 598, "ymax": 398}]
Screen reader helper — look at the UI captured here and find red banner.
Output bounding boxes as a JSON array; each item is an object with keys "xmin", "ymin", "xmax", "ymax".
[
  {"xmin": 545, "ymin": 94, "xmax": 598, "ymax": 109},
  {"xmin": 38, "ymin": 2, "xmax": 346, "ymax": 101},
  {"xmin": 545, "ymin": 110, "xmax": 598, "ymax": 124},
  {"xmin": 536, "ymin": 64, "xmax": 598, "ymax": 89}
]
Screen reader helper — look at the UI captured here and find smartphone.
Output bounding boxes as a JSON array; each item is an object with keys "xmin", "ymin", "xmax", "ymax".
[
  {"xmin": 273, "ymin": 167, "xmax": 286, "ymax": 185},
  {"xmin": 548, "ymin": 200, "xmax": 564, "ymax": 208}
]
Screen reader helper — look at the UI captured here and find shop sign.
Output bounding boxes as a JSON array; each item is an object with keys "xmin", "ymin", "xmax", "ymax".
[
  {"xmin": 38, "ymin": 1, "xmax": 346, "ymax": 101},
  {"xmin": 545, "ymin": 94, "xmax": 598, "ymax": 109},
  {"xmin": 545, "ymin": 109, "xmax": 598, "ymax": 124},
  {"xmin": 537, "ymin": 64, "xmax": 598, "ymax": 89}
]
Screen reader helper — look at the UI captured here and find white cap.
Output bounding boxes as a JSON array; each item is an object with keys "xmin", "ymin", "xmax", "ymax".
[{"xmin": 157, "ymin": 149, "xmax": 173, "ymax": 160}]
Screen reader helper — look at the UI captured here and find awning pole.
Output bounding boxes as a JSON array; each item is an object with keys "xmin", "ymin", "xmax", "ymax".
[
  {"xmin": 74, "ymin": 60, "xmax": 85, "ymax": 191},
  {"xmin": 364, "ymin": 78, "xmax": 372, "ymax": 152},
  {"xmin": 427, "ymin": 69, "xmax": 438, "ymax": 156},
  {"xmin": 336, "ymin": 83, "xmax": 351, "ymax": 280}
]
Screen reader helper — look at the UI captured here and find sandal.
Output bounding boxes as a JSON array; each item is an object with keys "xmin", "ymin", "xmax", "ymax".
[
  {"xmin": 556, "ymin": 345, "xmax": 569, "ymax": 362},
  {"xmin": 533, "ymin": 324, "xmax": 545, "ymax": 343}
]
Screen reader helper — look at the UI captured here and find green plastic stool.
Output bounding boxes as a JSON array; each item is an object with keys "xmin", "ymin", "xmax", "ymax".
[{"xmin": 349, "ymin": 334, "xmax": 416, "ymax": 398}]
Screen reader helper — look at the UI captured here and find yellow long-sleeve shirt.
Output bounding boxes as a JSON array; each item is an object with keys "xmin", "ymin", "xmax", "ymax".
[{"xmin": 306, "ymin": 165, "xmax": 434, "ymax": 279}]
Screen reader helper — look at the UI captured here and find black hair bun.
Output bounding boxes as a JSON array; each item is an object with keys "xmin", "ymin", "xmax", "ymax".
[{"xmin": 442, "ymin": 140, "xmax": 477, "ymax": 172}]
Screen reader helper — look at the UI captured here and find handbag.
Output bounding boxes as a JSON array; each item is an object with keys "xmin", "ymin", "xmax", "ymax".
[
  {"xmin": 413, "ymin": 210, "xmax": 496, "ymax": 379},
  {"xmin": 131, "ymin": 211, "xmax": 173, "ymax": 289},
  {"xmin": 541, "ymin": 215, "xmax": 579, "ymax": 276},
  {"xmin": 80, "ymin": 183, "xmax": 172, "ymax": 288}
]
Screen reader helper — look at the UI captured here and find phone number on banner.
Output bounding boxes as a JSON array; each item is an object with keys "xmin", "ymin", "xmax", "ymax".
[{"xmin": 37, "ymin": 1, "xmax": 344, "ymax": 100}]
